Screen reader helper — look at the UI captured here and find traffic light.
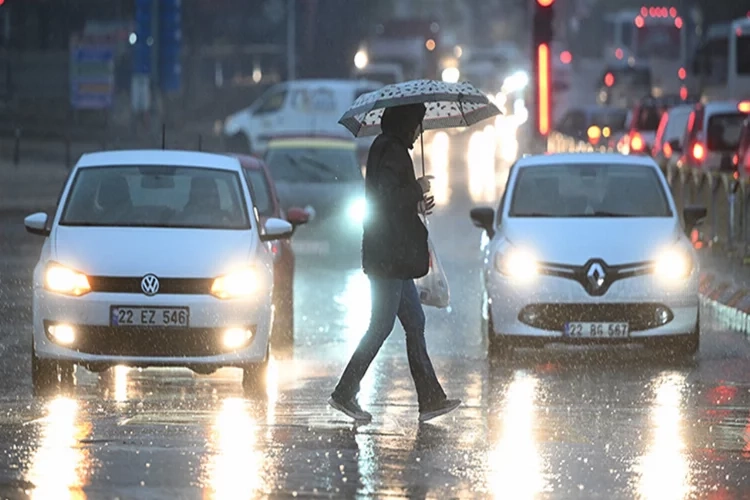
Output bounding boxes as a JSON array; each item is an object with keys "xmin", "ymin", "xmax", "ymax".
[{"xmin": 532, "ymin": 0, "xmax": 554, "ymax": 137}]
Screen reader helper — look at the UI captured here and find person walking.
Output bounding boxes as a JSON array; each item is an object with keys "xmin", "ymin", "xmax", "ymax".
[{"xmin": 328, "ymin": 103, "xmax": 461, "ymax": 423}]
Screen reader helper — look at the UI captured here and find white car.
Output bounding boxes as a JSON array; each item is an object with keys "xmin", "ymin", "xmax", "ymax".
[
  {"xmin": 469, "ymin": 153, "xmax": 706, "ymax": 356},
  {"xmin": 24, "ymin": 150, "xmax": 293, "ymax": 394}
]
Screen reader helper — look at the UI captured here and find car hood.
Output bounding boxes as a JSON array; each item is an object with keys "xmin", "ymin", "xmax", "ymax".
[
  {"xmin": 500, "ymin": 218, "xmax": 683, "ymax": 264},
  {"xmin": 52, "ymin": 226, "xmax": 258, "ymax": 277}
]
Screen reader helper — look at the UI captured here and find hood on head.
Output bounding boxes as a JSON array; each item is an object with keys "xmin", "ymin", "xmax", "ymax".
[{"xmin": 381, "ymin": 103, "xmax": 426, "ymax": 149}]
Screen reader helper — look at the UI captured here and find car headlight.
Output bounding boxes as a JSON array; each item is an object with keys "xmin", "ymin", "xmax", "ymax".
[
  {"xmin": 348, "ymin": 197, "xmax": 367, "ymax": 224},
  {"xmin": 654, "ymin": 248, "xmax": 693, "ymax": 281},
  {"xmin": 494, "ymin": 248, "xmax": 539, "ymax": 282},
  {"xmin": 44, "ymin": 262, "xmax": 91, "ymax": 296},
  {"xmin": 211, "ymin": 267, "xmax": 259, "ymax": 299}
]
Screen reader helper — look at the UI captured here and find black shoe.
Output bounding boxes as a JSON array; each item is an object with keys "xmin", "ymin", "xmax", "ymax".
[
  {"xmin": 419, "ymin": 399, "xmax": 461, "ymax": 422},
  {"xmin": 328, "ymin": 396, "xmax": 372, "ymax": 422}
]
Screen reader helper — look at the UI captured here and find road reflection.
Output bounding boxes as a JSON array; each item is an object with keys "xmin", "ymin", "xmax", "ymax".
[
  {"xmin": 636, "ymin": 372, "xmax": 692, "ymax": 499},
  {"xmin": 203, "ymin": 398, "xmax": 263, "ymax": 499},
  {"xmin": 488, "ymin": 371, "xmax": 548, "ymax": 499},
  {"xmin": 26, "ymin": 397, "xmax": 92, "ymax": 499}
]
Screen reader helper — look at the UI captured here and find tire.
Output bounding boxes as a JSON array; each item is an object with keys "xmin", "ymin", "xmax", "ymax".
[
  {"xmin": 31, "ymin": 344, "xmax": 75, "ymax": 396},
  {"xmin": 224, "ymin": 133, "xmax": 252, "ymax": 154},
  {"xmin": 486, "ymin": 308, "xmax": 513, "ymax": 359},
  {"xmin": 242, "ymin": 345, "xmax": 270, "ymax": 394}
]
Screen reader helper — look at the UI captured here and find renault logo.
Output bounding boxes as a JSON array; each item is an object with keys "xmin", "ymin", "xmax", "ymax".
[
  {"xmin": 140, "ymin": 274, "xmax": 160, "ymax": 296},
  {"xmin": 586, "ymin": 262, "xmax": 606, "ymax": 289}
]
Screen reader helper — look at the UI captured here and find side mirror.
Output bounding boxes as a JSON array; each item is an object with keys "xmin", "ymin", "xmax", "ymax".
[
  {"xmin": 286, "ymin": 207, "xmax": 310, "ymax": 227},
  {"xmin": 24, "ymin": 212, "xmax": 50, "ymax": 236},
  {"xmin": 470, "ymin": 207, "xmax": 496, "ymax": 239},
  {"xmin": 683, "ymin": 205, "xmax": 707, "ymax": 234},
  {"xmin": 260, "ymin": 217, "xmax": 294, "ymax": 242}
]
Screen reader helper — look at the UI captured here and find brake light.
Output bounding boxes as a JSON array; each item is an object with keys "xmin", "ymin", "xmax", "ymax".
[
  {"xmin": 630, "ymin": 133, "xmax": 644, "ymax": 152},
  {"xmin": 663, "ymin": 142, "xmax": 673, "ymax": 158},
  {"xmin": 739, "ymin": 101, "xmax": 750, "ymax": 113},
  {"xmin": 733, "ymin": 153, "xmax": 739, "ymax": 166},
  {"xmin": 692, "ymin": 142, "xmax": 705, "ymax": 162}
]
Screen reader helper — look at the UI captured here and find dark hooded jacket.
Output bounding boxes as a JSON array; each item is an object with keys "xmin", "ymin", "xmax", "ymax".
[{"xmin": 362, "ymin": 104, "xmax": 429, "ymax": 279}]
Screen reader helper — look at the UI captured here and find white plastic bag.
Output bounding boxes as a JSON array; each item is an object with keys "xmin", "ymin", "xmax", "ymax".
[{"xmin": 415, "ymin": 235, "xmax": 450, "ymax": 308}]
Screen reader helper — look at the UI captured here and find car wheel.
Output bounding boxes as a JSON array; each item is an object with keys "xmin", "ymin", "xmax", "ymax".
[
  {"xmin": 273, "ymin": 286, "xmax": 294, "ymax": 344},
  {"xmin": 487, "ymin": 314, "xmax": 513, "ymax": 359},
  {"xmin": 242, "ymin": 345, "xmax": 270, "ymax": 394},
  {"xmin": 31, "ymin": 344, "xmax": 61, "ymax": 396},
  {"xmin": 225, "ymin": 133, "xmax": 252, "ymax": 154}
]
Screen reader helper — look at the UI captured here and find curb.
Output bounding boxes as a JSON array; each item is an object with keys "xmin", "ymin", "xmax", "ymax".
[{"xmin": 700, "ymin": 272, "xmax": 750, "ymax": 333}]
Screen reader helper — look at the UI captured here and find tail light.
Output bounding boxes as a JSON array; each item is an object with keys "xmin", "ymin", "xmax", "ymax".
[
  {"xmin": 691, "ymin": 142, "xmax": 705, "ymax": 162},
  {"xmin": 733, "ymin": 153, "xmax": 739, "ymax": 166},
  {"xmin": 663, "ymin": 142, "xmax": 673, "ymax": 158},
  {"xmin": 630, "ymin": 133, "xmax": 644, "ymax": 152}
]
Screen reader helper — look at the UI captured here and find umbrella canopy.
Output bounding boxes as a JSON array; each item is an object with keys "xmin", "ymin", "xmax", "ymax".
[{"xmin": 338, "ymin": 79, "xmax": 502, "ymax": 138}]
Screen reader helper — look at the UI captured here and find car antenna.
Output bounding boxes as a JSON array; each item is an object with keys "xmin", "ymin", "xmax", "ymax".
[{"xmin": 161, "ymin": 124, "xmax": 166, "ymax": 150}]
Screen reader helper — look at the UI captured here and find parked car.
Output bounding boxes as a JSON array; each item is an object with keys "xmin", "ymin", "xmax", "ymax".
[
  {"xmin": 679, "ymin": 101, "xmax": 750, "ymax": 172},
  {"xmin": 25, "ymin": 150, "xmax": 293, "ymax": 395},
  {"xmin": 264, "ymin": 136, "xmax": 365, "ymax": 258},
  {"xmin": 470, "ymin": 153, "xmax": 705, "ymax": 358},
  {"xmin": 232, "ymin": 154, "xmax": 311, "ymax": 342}
]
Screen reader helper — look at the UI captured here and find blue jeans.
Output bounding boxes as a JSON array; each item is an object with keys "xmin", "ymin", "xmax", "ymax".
[{"xmin": 332, "ymin": 277, "xmax": 447, "ymax": 411}]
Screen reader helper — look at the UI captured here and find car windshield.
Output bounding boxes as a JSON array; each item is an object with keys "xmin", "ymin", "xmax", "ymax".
[
  {"xmin": 244, "ymin": 168, "xmax": 273, "ymax": 216},
  {"xmin": 707, "ymin": 113, "xmax": 746, "ymax": 151},
  {"xmin": 265, "ymin": 145, "xmax": 363, "ymax": 183},
  {"xmin": 664, "ymin": 108, "xmax": 692, "ymax": 141},
  {"xmin": 509, "ymin": 163, "xmax": 672, "ymax": 218},
  {"xmin": 60, "ymin": 165, "xmax": 250, "ymax": 229},
  {"xmin": 635, "ymin": 106, "xmax": 664, "ymax": 131}
]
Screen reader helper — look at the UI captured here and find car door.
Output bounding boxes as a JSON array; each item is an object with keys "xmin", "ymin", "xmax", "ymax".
[{"xmin": 249, "ymin": 84, "xmax": 290, "ymax": 153}]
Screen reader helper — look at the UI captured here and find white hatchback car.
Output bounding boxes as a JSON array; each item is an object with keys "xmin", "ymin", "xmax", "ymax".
[
  {"xmin": 470, "ymin": 153, "xmax": 706, "ymax": 357},
  {"xmin": 24, "ymin": 150, "xmax": 293, "ymax": 394}
]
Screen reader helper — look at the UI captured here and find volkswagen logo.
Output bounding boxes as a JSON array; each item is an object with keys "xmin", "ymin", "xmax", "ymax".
[
  {"xmin": 586, "ymin": 262, "xmax": 606, "ymax": 289},
  {"xmin": 140, "ymin": 274, "xmax": 160, "ymax": 296}
]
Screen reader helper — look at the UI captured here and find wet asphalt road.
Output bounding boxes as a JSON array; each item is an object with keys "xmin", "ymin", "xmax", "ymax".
[{"xmin": 3, "ymin": 137, "xmax": 750, "ymax": 498}]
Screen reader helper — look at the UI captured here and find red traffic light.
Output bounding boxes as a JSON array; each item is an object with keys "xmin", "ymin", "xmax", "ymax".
[{"xmin": 537, "ymin": 0, "xmax": 554, "ymax": 6}]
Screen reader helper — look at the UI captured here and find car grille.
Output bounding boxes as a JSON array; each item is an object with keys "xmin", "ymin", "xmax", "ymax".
[
  {"xmin": 87, "ymin": 277, "xmax": 212, "ymax": 295},
  {"xmin": 517, "ymin": 303, "xmax": 673, "ymax": 332},
  {"xmin": 46, "ymin": 324, "xmax": 253, "ymax": 357}
]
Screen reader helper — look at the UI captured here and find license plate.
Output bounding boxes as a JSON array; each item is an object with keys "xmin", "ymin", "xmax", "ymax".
[
  {"xmin": 564, "ymin": 322, "xmax": 629, "ymax": 338},
  {"xmin": 110, "ymin": 306, "xmax": 189, "ymax": 327}
]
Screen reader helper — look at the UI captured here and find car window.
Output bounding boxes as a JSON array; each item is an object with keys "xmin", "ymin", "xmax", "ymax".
[
  {"xmin": 635, "ymin": 106, "xmax": 664, "ymax": 131},
  {"xmin": 664, "ymin": 108, "xmax": 692, "ymax": 142},
  {"xmin": 509, "ymin": 164, "xmax": 671, "ymax": 218},
  {"xmin": 256, "ymin": 88, "xmax": 288, "ymax": 114},
  {"xmin": 60, "ymin": 165, "xmax": 250, "ymax": 229},
  {"xmin": 707, "ymin": 113, "xmax": 746, "ymax": 151},
  {"xmin": 266, "ymin": 145, "xmax": 363, "ymax": 183},
  {"xmin": 244, "ymin": 168, "xmax": 273, "ymax": 216}
]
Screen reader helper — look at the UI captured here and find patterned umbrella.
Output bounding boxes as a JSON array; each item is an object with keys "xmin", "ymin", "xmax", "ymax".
[{"xmin": 338, "ymin": 79, "xmax": 502, "ymax": 138}]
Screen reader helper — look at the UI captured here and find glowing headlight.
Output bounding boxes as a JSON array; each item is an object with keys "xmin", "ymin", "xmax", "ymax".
[
  {"xmin": 211, "ymin": 268, "xmax": 259, "ymax": 299},
  {"xmin": 495, "ymin": 248, "xmax": 539, "ymax": 282},
  {"xmin": 348, "ymin": 197, "xmax": 367, "ymax": 224},
  {"xmin": 654, "ymin": 249, "xmax": 693, "ymax": 281},
  {"xmin": 45, "ymin": 263, "xmax": 91, "ymax": 296}
]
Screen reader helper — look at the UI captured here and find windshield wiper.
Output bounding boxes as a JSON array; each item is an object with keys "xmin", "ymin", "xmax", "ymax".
[{"xmin": 568, "ymin": 211, "xmax": 639, "ymax": 217}]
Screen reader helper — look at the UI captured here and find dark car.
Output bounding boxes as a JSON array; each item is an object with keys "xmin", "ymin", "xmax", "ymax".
[
  {"xmin": 619, "ymin": 95, "xmax": 692, "ymax": 156},
  {"xmin": 232, "ymin": 154, "xmax": 310, "ymax": 342},
  {"xmin": 264, "ymin": 136, "xmax": 365, "ymax": 259},
  {"xmin": 549, "ymin": 105, "xmax": 628, "ymax": 152}
]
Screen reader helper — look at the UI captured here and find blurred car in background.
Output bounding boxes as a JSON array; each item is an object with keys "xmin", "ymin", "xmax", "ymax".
[
  {"xmin": 652, "ymin": 104, "xmax": 694, "ymax": 170},
  {"xmin": 548, "ymin": 105, "xmax": 628, "ymax": 153},
  {"xmin": 222, "ymin": 79, "xmax": 383, "ymax": 164},
  {"xmin": 618, "ymin": 96, "xmax": 679, "ymax": 155},
  {"xmin": 264, "ymin": 136, "xmax": 365, "ymax": 258},
  {"xmin": 352, "ymin": 62, "xmax": 404, "ymax": 85},
  {"xmin": 679, "ymin": 101, "xmax": 750, "ymax": 172},
  {"xmin": 596, "ymin": 62, "xmax": 652, "ymax": 108},
  {"xmin": 232, "ymin": 154, "xmax": 310, "ymax": 341}
]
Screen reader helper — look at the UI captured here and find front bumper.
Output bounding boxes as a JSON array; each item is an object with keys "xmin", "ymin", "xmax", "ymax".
[
  {"xmin": 487, "ymin": 271, "xmax": 699, "ymax": 340},
  {"xmin": 32, "ymin": 288, "xmax": 273, "ymax": 367}
]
